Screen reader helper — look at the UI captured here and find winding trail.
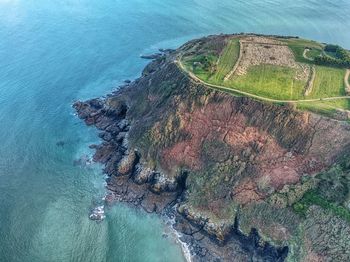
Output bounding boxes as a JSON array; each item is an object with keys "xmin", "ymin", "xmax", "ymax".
[
  {"xmin": 304, "ymin": 65, "xmax": 316, "ymax": 96},
  {"xmin": 303, "ymin": 48, "xmax": 313, "ymax": 61},
  {"xmin": 224, "ymin": 40, "xmax": 243, "ymax": 81},
  {"xmin": 345, "ymin": 69, "xmax": 350, "ymax": 94},
  {"xmin": 176, "ymin": 57, "xmax": 350, "ymax": 104}
]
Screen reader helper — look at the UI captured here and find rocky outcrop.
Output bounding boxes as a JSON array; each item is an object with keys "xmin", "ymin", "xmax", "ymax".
[
  {"xmin": 73, "ymin": 93, "xmax": 289, "ymax": 262},
  {"xmin": 74, "ymin": 34, "xmax": 350, "ymax": 262}
]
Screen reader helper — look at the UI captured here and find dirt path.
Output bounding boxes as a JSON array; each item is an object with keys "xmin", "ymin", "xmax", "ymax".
[
  {"xmin": 303, "ymin": 48, "xmax": 313, "ymax": 61},
  {"xmin": 345, "ymin": 69, "xmax": 350, "ymax": 94},
  {"xmin": 240, "ymin": 41, "xmax": 287, "ymax": 46},
  {"xmin": 224, "ymin": 40, "xmax": 243, "ymax": 81},
  {"xmin": 304, "ymin": 66, "xmax": 316, "ymax": 96},
  {"xmin": 176, "ymin": 57, "xmax": 350, "ymax": 104}
]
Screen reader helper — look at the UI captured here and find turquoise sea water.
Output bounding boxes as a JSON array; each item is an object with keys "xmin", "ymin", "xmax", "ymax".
[{"xmin": 0, "ymin": 1, "xmax": 349, "ymax": 261}]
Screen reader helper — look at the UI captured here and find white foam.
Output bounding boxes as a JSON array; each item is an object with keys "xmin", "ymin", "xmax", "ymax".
[
  {"xmin": 164, "ymin": 210, "xmax": 192, "ymax": 262},
  {"xmin": 89, "ymin": 205, "xmax": 106, "ymax": 221},
  {"xmin": 173, "ymin": 227, "xmax": 192, "ymax": 262}
]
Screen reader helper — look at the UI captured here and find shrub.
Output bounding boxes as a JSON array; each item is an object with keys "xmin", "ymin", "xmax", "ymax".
[
  {"xmin": 324, "ymin": 44, "xmax": 339, "ymax": 52},
  {"xmin": 315, "ymin": 45, "xmax": 350, "ymax": 68}
]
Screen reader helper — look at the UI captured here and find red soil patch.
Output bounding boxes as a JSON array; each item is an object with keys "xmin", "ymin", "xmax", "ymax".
[
  {"xmin": 231, "ymin": 180, "xmax": 265, "ymax": 205},
  {"xmin": 162, "ymin": 141, "xmax": 202, "ymax": 171}
]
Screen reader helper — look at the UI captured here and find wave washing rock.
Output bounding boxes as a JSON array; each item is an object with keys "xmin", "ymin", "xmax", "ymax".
[
  {"xmin": 89, "ymin": 205, "xmax": 106, "ymax": 221},
  {"xmin": 74, "ymin": 34, "xmax": 350, "ymax": 261}
]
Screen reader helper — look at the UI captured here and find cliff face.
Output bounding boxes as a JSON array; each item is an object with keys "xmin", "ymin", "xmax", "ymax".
[{"xmin": 74, "ymin": 35, "xmax": 350, "ymax": 262}]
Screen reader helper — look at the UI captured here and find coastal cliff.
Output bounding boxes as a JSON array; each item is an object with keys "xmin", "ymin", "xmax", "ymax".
[{"xmin": 74, "ymin": 35, "xmax": 350, "ymax": 262}]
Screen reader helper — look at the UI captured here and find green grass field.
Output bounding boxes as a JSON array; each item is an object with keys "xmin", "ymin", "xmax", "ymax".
[
  {"xmin": 308, "ymin": 66, "xmax": 346, "ymax": 98},
  {"xmin": 281, "ymin": 38, "xmax": 324, "ymax": 63},
  {"xmin": 181, "ymin": 36, "xmax": 350, "ymax": 120},
  {"xmin": 297, "ymin": 99, "xmax": 350, "ymax": 118},
  {"xmin": 305, "ymin": 49, "xmax": 323, "ymax": 60},
  {"xmin": 227, "ymin": 64, "xmax": 306, "ymax": 100},
  {"xmin": 183, "ymin": 54, "xmax": 218, "ymax": 81},
  {"xmin": 209, "ymin": 38, "xmax": 240, "ymax": 83}
]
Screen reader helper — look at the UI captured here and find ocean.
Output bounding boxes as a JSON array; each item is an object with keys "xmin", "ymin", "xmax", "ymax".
[{"xmin": 0, "ymin": 0, "xmax": 349, "ymax": 261}]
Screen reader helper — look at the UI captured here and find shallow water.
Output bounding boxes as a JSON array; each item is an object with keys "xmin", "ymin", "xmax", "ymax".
[{"xmin": 0, "ymin": 0, "xmax": 349, "ymax": 261}]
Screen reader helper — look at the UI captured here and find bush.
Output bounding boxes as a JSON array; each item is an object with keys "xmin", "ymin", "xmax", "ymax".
[
  {"xmin": 324, "ymin": 44, "xmax": 339, "ymax": 53},
  {"xmin": 293, "ymin": 202, "xmax": 307, "ymax": 216},
  {"xmin": 293, "ymin": 190, "xmax": 350, "ymax": 222},
  {"xmin": 292, "ymin": 161, "xmax": 350, "ymax": 222},
  {"xmin": 314, "ymin": 55, "xmax": 350, "ymax": 68},
  {"xmin": 316, "ymin": 45, "xmax": 350, "ymax": 68}
]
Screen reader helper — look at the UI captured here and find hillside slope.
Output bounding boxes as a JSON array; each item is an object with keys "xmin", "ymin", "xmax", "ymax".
[{"xmin": 74, "ymin": 34, "xmax": 350, "ymax": 262}]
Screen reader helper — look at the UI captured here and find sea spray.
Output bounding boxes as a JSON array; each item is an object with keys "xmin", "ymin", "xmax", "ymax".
[{"xmin": 163, "ymin": 206, "xmax": 192, "ymax": 262}]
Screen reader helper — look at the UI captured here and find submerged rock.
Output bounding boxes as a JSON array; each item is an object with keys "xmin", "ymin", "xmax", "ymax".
[
  {"xmin": 140, "ymin": 53, "xmax": 163, "ymax": 60},
  {"xmin": 89, "ymin": 205, "xmax": 105, "ymax": 221},
  {"xmin": 73, "ymin": 154, "xmax": 92, "ymax": 166},
  {"xmin": 56, "ymin": 140, "xmax": 65, "ymax": 147}
]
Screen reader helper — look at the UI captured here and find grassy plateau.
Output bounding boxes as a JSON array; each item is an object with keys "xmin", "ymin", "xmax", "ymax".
[{"xmin": 181, "ymin": 35, "xmax": 350, "ymax": 119}]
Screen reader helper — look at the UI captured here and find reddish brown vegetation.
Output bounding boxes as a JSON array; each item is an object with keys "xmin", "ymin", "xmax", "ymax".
[{"xmin": 155, "ymin": 95, "xmax": 350, "ymax": 204}]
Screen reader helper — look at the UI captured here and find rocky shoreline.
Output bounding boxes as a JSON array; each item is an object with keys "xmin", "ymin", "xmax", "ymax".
[{"xmin": 73, "ymin": 91, "xmax": 288, "ymax": 262}]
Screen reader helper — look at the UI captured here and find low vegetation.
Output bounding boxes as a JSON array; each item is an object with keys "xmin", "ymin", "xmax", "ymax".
[
  {"xmin": 227, "ymin": 64, "xmax": 305, "ymax": 100},
  {"xmin": 293, "ymin": 191, "xmax": 350, "ymax": 222},
  {"xmin": 293, "ymin": 163, "xmax": 350, "ymax": 222},
  {"xmin": 314, "ymin": 44, "xmax": 350, "ymax": 68},
  {"xmin": 210, "ymin": 38, "xmax": 240, "ymax": 83},
  {"xmin": 282, "ymin": 38, "xmax": 324, "ymax": 63},
  {"xmin": 304, "ymin": 48, "xmax": 323, "ymax": 60},
  {"xmin": 297, "ymin": 99, "xmax": 350, "ymax": 117},
  {"xmin": 308, "ymin": 66, "xmax": 345, "ymax": 98},
  {"xmin": 184, "ymin": 54, "xmax": 217, "ymax": 81}
]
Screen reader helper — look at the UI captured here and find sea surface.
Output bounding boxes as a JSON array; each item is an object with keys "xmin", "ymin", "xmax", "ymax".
[{"xmin": 0, "ymin": 0, "xmax": 349, "ymax": 261}]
